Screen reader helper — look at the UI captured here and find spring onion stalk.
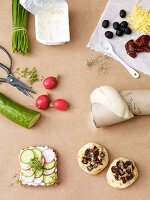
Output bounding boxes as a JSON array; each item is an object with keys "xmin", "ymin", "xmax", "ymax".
[{"xmin": 12, "ymin": 0, "xmax": 29, "ymax": 55}]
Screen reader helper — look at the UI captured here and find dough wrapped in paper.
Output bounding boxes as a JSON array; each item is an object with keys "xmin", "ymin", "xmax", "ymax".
[{"xmin": 90, "ymin": 86, "xmax": 150, "ymax": 127}]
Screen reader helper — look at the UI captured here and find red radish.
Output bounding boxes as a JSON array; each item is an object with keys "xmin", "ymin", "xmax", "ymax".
[
  {"xmin": 42, "ymin": 157, "xmax": 46, "ymax": 166},
  {"xmin": 51, "ymin": 99, "xmax": 69, "ymax": 110},
  {"xmin": 36, "ymin": 95, "xmax": 50, "ymax": 110},
  {"xmin": 33, "ymin": 175, "xmax": 43, "ymax": 184},
  {"xmin": 43, "ymin": 76, "xmax": 58, "ymax": 89},
  {"xmin": 42, "ymin": 149, "xmax": 55, "ymax": 163},
  {"xmin": 21, "ymin": 175, "xmax": 35, "ymax": 183},
  {"xmin": 20, "ymin": 162, "xmax": 31, "ymax": 170},
  {"xmin": 44, "ymin": 168, "xmax": 55, "ymax": 176}
]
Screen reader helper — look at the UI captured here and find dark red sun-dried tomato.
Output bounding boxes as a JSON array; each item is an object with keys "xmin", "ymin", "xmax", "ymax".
[
  {"xmin": 125, "ymin": 35, "xmax": 150, "ymax": 58},
  {"xmin": 125, "ymin": 40, "xmax": 137, "ymax": 58},
  {"xmin": 134, "ymin": 35, "xmax": 150, "ymax": 47}
]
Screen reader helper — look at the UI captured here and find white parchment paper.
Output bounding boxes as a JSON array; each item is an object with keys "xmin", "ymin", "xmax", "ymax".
[{"xmin": 87, "ymin": 0, "xmax": 150, "ymax": 75}]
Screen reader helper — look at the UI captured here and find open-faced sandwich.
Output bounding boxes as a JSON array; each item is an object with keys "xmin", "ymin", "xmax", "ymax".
[{"xmin": 19, "ymin": 146, "xmax": 58, "ymax": 186}]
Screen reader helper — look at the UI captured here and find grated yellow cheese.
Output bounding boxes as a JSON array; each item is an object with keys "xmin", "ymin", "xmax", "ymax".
[{"xmin": 128, "ymin": 4, "xmax": 150, "ymax": 34}]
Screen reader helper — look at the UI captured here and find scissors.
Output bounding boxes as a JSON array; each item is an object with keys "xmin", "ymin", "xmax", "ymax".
[{"xmin": 0, "ymin": 46, "xmax": 34, "ymax": 98}]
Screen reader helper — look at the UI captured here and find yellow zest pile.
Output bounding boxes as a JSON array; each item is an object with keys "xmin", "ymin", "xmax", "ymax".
[{"xmin": 128, "ymin": 4, "xmax": 150, "ymax": 34}]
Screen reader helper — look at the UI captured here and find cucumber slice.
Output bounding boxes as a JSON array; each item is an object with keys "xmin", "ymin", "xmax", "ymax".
[
  {"xmin": 21, "ymin": 168, "xmax": 35, "ymax": 177},
  {"xmin": 32, "ymin": 148, "xmax": 42, "ymax": 160},
  {"xmin": 35, "ymin": 169, "xmax": 43, "ymax": 178},
  {"xmin": 0, "ymin": 93, "xmax": 41, "ymax": 128},
  {"xmin": 43, "ymin": 173, "xmax": 58, "ymax": 185},
  {"xmin": 20, "ymin": 149, "xmax": 35, "ymax": 164},
  {"xmin": 44, "ymin": 160, "xmax": 56, "ymax": 170}
]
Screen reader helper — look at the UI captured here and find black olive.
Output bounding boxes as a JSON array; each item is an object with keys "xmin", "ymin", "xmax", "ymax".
[
  {"xmin": 87, "ymin": 165, "xmax": 93, "ymax": 171},
  {"xmin": 126, "ymin": 174, "xmax": 134, "ymax": 181},
  {"xmin": 116, "ymin": 160, "xmax": 124, "ymax": 169},
  {"xmin": 100, "ymin": 152, "xmax": 105, "ymax": 158},
  {"xmin": 115, "ymin": 176, "xmax": 119, "ymax": 181},
  {"xmin": 93, "ymin": 163, "xmax": 98, "ymax": 169},
  {"xmin": 82, "ymin": 158, "xmax": 88, "ymax": 164},
  {"xmin": 124, "ymin": 161, "xmax": 133, "ymax": 168},
  {"xmin": 120, "ymin": 21, "xmax": 128, "ymax": 28},
  {"xmin": 120, "ymin": 10, "xmax": 127, "ymax": 18},
  {"xmin": 102, "ymin": 20, "xmax": 110, "ymax": 28},
  {"xmin": 85, "ymin": 148, "xmax": 92, "ymax": 155},
  {"xmin": 124, "ymin": 27, "xmax": 132, "ymax": 34},
  {"xmin": 105, "ymin": 31, "xmax": 113, "ymax": 39},
  {"xmin": 113, "ymin": 22, "xmax": 120, "ymax": 30},
  {"xmin": 116, "ymin": 30, "xmax": 124, "ymax": 37}
]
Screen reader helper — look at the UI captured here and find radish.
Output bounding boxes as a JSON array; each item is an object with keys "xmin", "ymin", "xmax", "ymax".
[
  {"xmin": 20, "ymin": 162, "xmax": 31, "ymax": 170},
  {"xmin": 43, "ymin": 76, "xmax": 58, "ymax": 89},
  {"xmin": 42, "ymin": 157, "xmax": 46, "ymax": 166},
  {"xmin": 35, "ymin": 95, "xmax": 50, "ymax": 110},
  {"xmin": 33, "ymin": 175, "xmax": 43, "ymax": 184},
  {"xmin": 51, "ymin": 99, "xmax": 69, "ymax": 110},
  {"xmin": 21, "ymin": 175, "xmax": 35, "ymax": 183},
  {"xmin": 44, "ymin": 168, "xmax": 55, "ymax": 176},
  {"xmin": 42, "ymin": 149, "xmax": 55, "ymax": 163}
]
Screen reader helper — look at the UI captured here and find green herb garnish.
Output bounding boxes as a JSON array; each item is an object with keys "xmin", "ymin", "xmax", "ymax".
[
  {"xmin": 29, "ymin": 157, "xmax": 42, "ymax": 170},
  {"xmin": 14, "ymin": 67, "xmax": 39, "ymax": 85}
]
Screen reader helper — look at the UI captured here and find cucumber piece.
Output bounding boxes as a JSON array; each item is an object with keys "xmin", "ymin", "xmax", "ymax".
[
  {"xmin": 0, "ymin": 93, "xmax": 41, "ymax": 128},
  {"xmin": 35, "ymin": 169, "xmax": 43, "ymax": 178},
  {"xmin": 32, "ymin": 148, "xmax": 42, "ymax": 160},
  {"xmin": 21, "ymin": 168, "xmax": 35, "ymax": 177},
  {"xmin": 44, "ymin": 160, "xmax": 56, "ymax": 170},
  {"xmin": 20, "ymin": 149, "xmax": 35, "ymax": 164},
  {"xmin": 43, "ymin": 173, "xmax": 57, "ymax": 185}
]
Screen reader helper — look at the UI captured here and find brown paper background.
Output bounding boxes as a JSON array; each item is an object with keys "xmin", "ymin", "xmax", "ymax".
[{"xmin": 0, "ymin": 0, "xmax": 150, "ymax": 199}]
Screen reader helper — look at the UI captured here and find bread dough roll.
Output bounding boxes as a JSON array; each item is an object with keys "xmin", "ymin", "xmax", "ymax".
[
  {"xmin": 90, "ymin": 86, "xmax": 134, "ymax": 119},
  {"xmin": 106, "ymin": 157, "xmax": 138, "ymax": 189},
  {"xmin": 77, "ymin": 142, "xmax": 109, "ymax": 175}
]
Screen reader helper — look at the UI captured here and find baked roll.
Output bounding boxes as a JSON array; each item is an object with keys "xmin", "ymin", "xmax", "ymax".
[{"xmin": 77, "ymin": 142, "xmax": 109, "ymax": 175}]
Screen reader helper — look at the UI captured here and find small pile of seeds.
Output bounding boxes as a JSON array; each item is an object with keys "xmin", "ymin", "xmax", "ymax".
[
  {"xmin": 111, "ymin": 160, "xmax": 135, "ymax": 184},
  {"xmin": 86, "ymin": 55, "xmax": 112, "ymax": 76},
  {"xmin": 81, "ymin": 146, "xmax": 105, "ymax": 171}
]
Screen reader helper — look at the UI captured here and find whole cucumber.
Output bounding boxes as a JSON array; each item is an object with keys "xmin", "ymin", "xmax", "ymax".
[{"xmin": 0, "ymin": 93, "xmax": 41, "ymax": 128}]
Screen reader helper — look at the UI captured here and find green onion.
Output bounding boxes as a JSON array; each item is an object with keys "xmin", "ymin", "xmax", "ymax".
[{"xmin": 12, "ymin": 0, "xmax": 29, "ymax": 55}]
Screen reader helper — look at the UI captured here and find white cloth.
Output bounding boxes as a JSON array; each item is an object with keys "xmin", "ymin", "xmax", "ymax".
[{"xmin": 87, "ymin": 0, "xmax": 150, "ymax": 75}]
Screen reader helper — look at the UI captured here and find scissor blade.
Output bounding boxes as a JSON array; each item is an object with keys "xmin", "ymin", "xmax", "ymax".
[
  {"xmin": 6, "ymin": 74, "xmax": 35, "ymax": 94},
  {"xmin": 15, "ymin": 86, "xmax": 33, "ymax": 98}
]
